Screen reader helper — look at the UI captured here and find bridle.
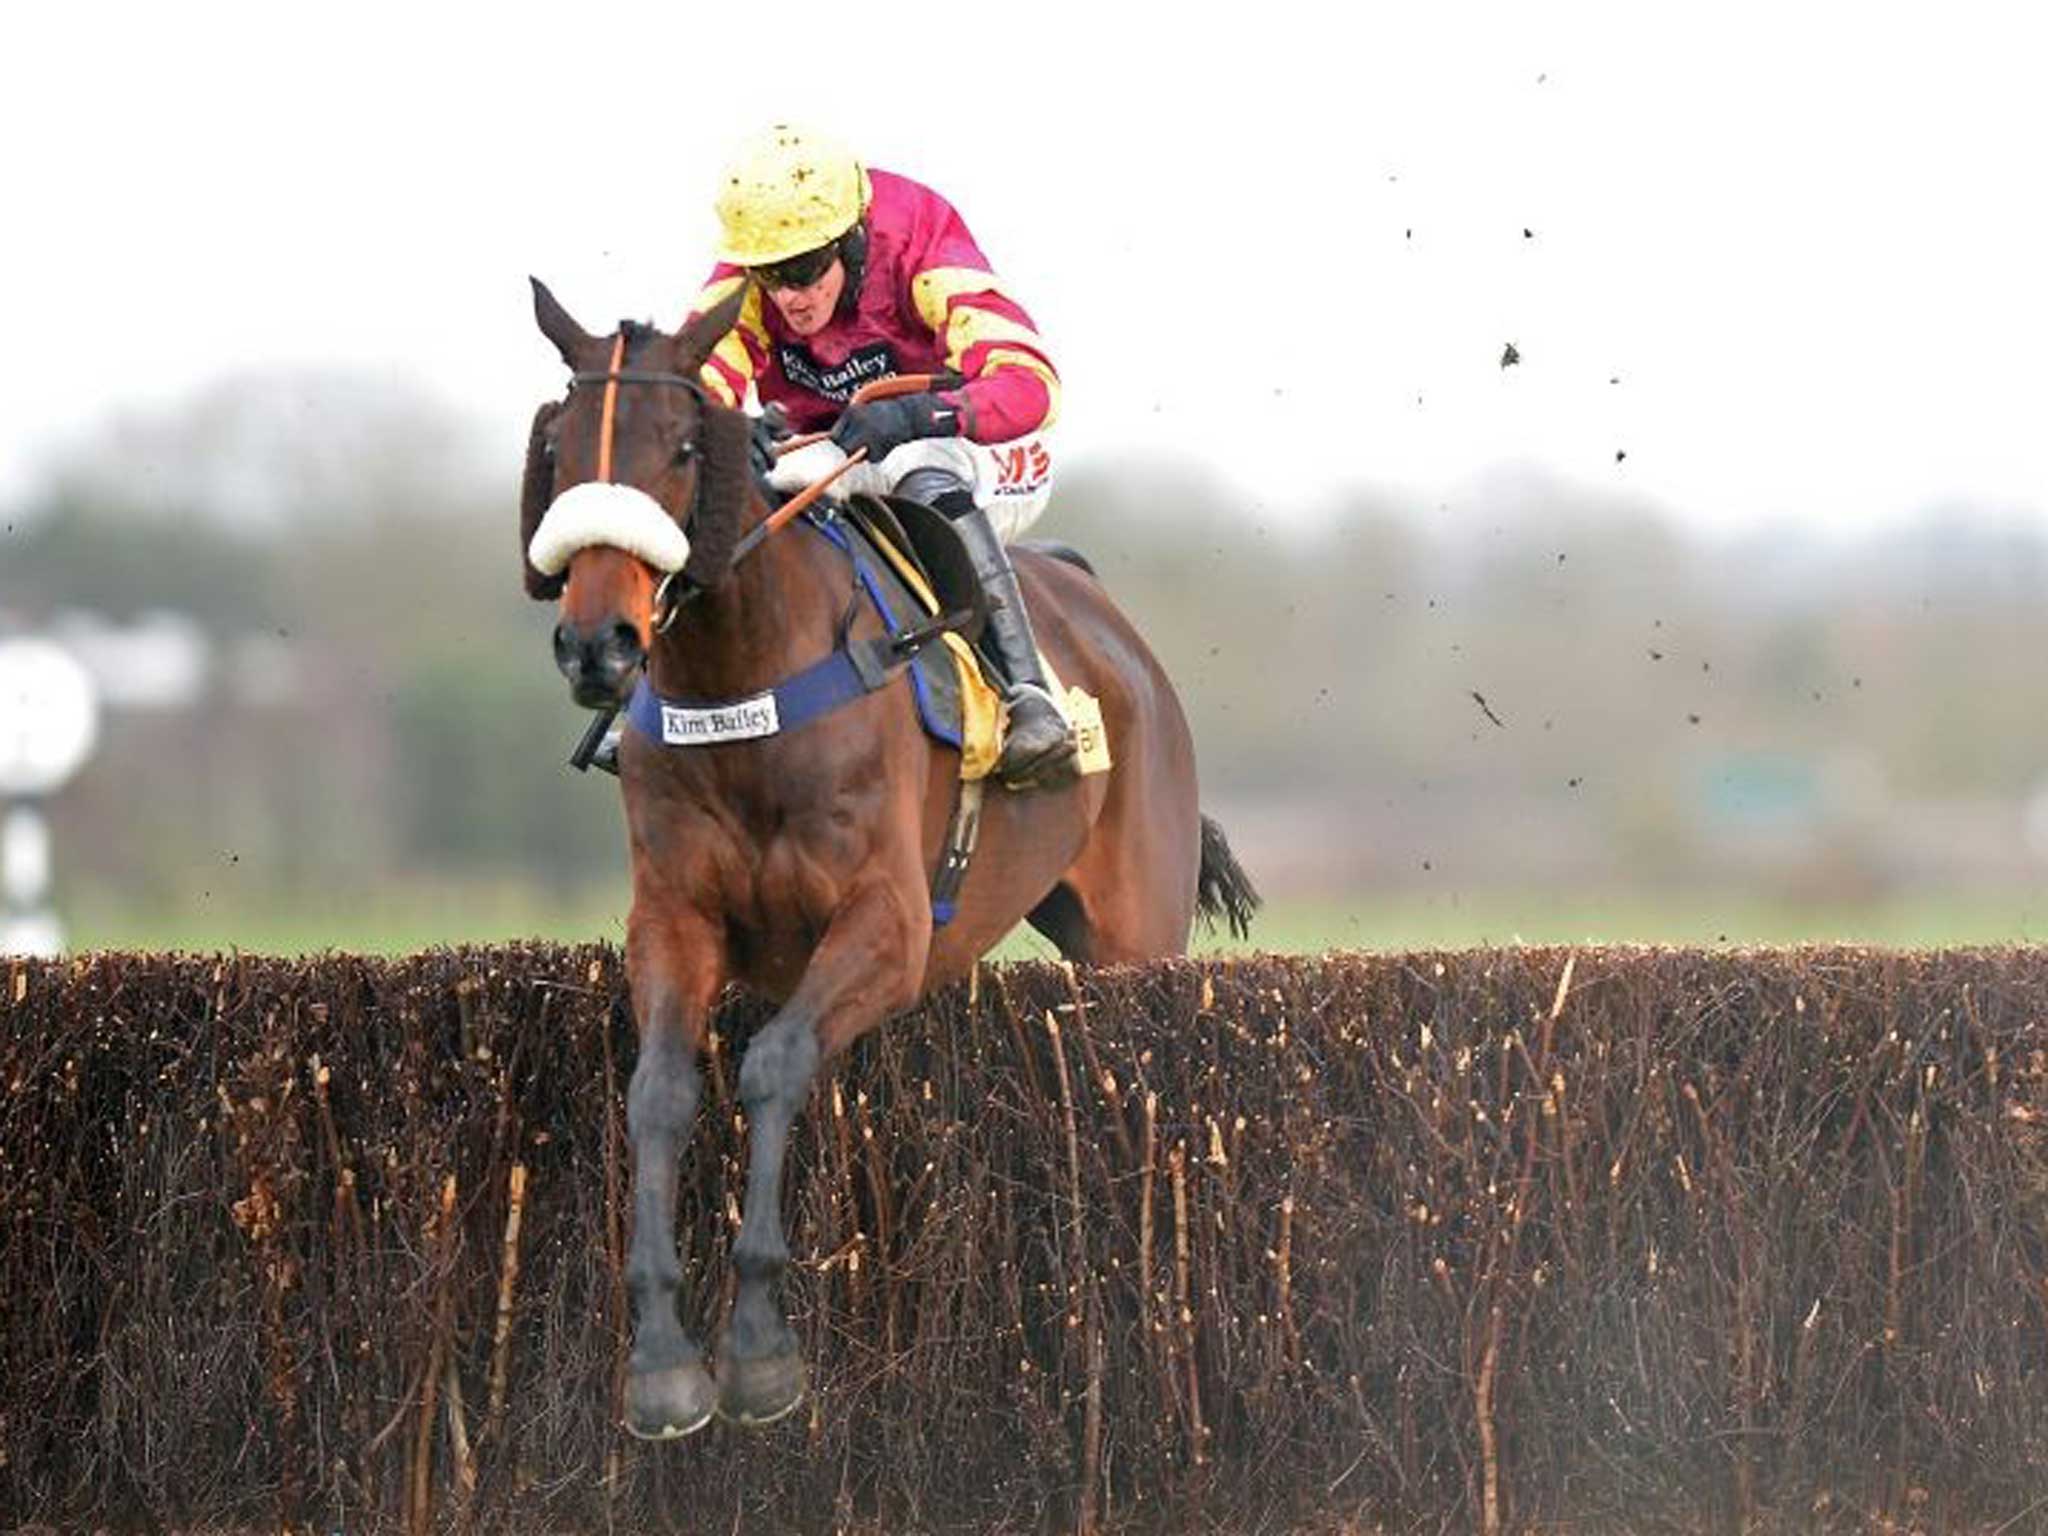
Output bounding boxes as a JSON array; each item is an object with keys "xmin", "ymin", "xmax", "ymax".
[
  {"xmin": 552, "ymin": 334, "xmax": 934, "ymax": 774},
  {"xmin": 563, "ymin": 331, "xmax": 872, "ymax": 636},
  {"xmin": 568, "ymin": 334, "xmax": 710, "ymax": 635}
]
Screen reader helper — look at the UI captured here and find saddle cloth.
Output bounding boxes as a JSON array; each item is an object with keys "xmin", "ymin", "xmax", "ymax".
[
  {"xmin": 826, "ymin": 503, "xmax": 1113, "ymax": 781},
  {"xmin": 812, "ymin": 509, "xmax": 1006, "ymax": 782}
]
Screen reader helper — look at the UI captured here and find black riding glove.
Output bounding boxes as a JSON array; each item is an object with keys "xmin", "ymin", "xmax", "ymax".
[
  {"xmin": 748, "ymin": 404, "xmax": 791, "ymax": 480},
  {"xmin": 829, "ymin": 394, "xmax": 959, "ymax": 461}
]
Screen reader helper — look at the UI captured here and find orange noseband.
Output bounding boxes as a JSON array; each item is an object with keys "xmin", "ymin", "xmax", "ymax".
[{"xmin": 597, "ymin": 333, "xmax": 626, "ymax": 482}]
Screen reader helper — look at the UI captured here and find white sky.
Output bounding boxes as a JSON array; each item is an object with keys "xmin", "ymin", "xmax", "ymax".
[{"xmin": 5, "ymin": 0, "xmax": 2044, "ymax": 536}]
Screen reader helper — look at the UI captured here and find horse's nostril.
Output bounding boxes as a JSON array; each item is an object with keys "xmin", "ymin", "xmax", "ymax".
[{"xmin": 552, "ymin": 620, "xmax": 640, "ymax": 702}]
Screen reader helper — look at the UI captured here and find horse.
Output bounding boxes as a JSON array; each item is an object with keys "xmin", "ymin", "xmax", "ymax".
[{"xmin": 519, "ymin": 277, "xmax": 1258, "ymax": 1437}]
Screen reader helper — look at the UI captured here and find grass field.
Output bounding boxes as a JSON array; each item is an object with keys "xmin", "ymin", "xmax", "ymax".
[{"xmin": 57, "ymin": 879, "xmax": 2048, "ymax": 957}]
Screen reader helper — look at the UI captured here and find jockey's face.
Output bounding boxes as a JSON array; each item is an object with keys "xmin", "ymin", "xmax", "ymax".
[{"xmin": 761, "ymin": 257, "xmax": 844, "ymax": 338}]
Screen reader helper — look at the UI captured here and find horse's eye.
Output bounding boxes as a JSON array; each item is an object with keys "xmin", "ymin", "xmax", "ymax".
[{"xmin": 673, "ymin": 439, "xmax": 696, "ymax": 466}]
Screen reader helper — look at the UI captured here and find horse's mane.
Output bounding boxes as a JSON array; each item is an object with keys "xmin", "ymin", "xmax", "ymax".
[
  {"xmin": 681, "ymin": 400, "xmax": 750, "ymax": 590},
  {"xmin": 520, "ymin": 401, "xmax": 565, "ymax": 599}
]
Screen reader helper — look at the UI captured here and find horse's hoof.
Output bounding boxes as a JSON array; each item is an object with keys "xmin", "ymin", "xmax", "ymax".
[
  {"xmin": 715, "ymin": 1348, "xmax": 807, "ymax": 1427},
  {"xmin": 624, "ymin": 1360, "xmax": 717, "ymax": 1440}
]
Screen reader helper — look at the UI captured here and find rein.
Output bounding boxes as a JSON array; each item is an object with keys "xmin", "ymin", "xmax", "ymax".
[
  {"xmin": 556, "ymin": 355, "xmax": 958, "ymax": 775},
  {"xmin": 567, "ymin": 353, "xmax": 719, "ymax": 633},
  {"xmin": 565, "ymin": 354, "xmax": 868, "ymax": 634},
  {"xmin": 711, "ymin": 372, "xmax": 961, "ymax": 586}
]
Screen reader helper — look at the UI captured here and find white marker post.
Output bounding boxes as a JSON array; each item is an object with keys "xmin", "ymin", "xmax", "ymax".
[{"xmin": 0, "ymin": 638, "xmax": 101, "ymax": 957}]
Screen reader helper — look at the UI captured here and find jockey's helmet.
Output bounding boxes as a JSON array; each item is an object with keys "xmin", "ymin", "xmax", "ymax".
[{"xmin": 713, "ymin": 124, "xmax": 872, "ymax": 269}]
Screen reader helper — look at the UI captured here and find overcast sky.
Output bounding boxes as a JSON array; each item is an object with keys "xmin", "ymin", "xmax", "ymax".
[{"xmin": 6, "ymin": 0, "xmax": 2043, "ymax": 537}]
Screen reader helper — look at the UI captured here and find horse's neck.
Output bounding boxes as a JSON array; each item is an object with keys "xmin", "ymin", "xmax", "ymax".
[{"xmin": 647, "ymin": 508, "xmax": 845, "ymax": 700}]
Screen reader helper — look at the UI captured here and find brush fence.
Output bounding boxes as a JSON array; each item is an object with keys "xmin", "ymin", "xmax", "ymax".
[{"xmin": 5, "ymin": 946, "xmax": 2048, "ymax": 1532}]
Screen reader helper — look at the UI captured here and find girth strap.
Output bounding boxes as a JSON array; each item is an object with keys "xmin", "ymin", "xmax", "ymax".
[
  {"xmin": 623, "ymin": 629, "xmax": 913, "ymax": 746},
  {"xmin": 613, "ymin": 510, "xmax": 987, "ymax": 927},
  {"xmin": 623, "ymin": 516, "xmax": 971, "ymax": 747},
  {"xmin": 929, "ymin": 778, "xmax": 985, "ymax": 928}
]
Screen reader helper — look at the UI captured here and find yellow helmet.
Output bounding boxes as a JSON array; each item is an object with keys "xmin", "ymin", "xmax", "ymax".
[{"xmin": 713, "ymin": 124, "xmax": 872, "ymax": 268}]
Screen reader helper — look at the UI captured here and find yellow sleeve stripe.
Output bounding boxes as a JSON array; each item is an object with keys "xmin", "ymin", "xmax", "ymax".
[
  {"xmin": 700, "ymin": 366, "xmax": 740, "ymax": 408},
  {"xmin": 685, "ymin": 275, "xmax": 768, "ymax": 405},
  {"xmin": 982, "ymin": 346, "xmax": 1062, "ymax": 428},
  {"xmin": 981, "ymin": 344, "xmax": 1059, "ymax": 384},
  {"xmin": 909, "ymin": 267, "xmax": 1059, "ymax": 429},
  {"xmin": 940, "ymin": 305, "xmax": 1055, "ymax": 369},
  {"xmin": 909, "ymin": 266, "xmax": 1000, "ymax": 333},
  {"xmin": 910, "ymin": 267, "xmax": 1053, "ymax": 360},
  {"xmin": 690, "ymin": 273, "xmax": 747, "ymax": 311}
]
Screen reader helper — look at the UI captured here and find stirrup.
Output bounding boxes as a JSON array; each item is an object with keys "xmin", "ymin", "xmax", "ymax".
[{"xmin": 996, "ymin": 681, "xmax": 1079, "ymax": 787}]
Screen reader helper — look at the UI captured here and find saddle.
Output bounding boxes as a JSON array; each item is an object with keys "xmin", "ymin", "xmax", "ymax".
[
  {"xmin": 829, "ymin": 497, "xmax": 1112, "ymax": 784},
  {"xmin": 825, "ymin": 494, "xmax": 1006, "ymax": 782},
  {"xmin": 618, "ymin": 495, "xmax": 1103, "ymax": 787}
]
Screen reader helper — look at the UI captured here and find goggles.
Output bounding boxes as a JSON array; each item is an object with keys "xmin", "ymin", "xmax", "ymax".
[{"xmin": 749, "ymin": 243, "xmax": 839, "ymax": 292}]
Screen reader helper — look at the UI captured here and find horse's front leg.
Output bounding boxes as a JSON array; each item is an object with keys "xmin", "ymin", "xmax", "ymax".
[
  {"xmin": 719, "ymin": 878, "xmax": 925, "ymax": 1425},
  {"xmin": 621, "ymin": 909, "xmax": 725, "ymax": 1440}
]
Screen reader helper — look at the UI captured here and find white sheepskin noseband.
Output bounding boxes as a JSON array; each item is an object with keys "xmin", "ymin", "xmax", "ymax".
[{"xmin": 527, "ymin": 481, "xmax": 691, "ymax": 577}]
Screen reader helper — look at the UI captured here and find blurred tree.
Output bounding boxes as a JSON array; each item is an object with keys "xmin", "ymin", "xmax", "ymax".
[
  {"xmin": 13, "ymin": 370, "xmax": 2048, "ymax": 945},
  {"xmin": 1, "ymin": 493, "xmax": 279, "ymax": 627}
]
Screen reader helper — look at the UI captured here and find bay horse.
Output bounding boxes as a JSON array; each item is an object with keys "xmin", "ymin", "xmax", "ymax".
[{"xmin": 520, "ymin": 278, "xmax": 1257, "ymax": 1437}]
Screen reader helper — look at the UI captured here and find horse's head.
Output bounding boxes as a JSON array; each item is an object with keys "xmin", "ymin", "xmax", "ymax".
[{"xmin": 521, "ymin": 278, "xmax": 751, "ymax": 708}]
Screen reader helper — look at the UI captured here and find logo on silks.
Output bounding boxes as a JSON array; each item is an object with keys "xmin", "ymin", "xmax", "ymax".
[
  {"xmin": 661, "ymin": 693, "xmax": 781, "ymax": 745},
  {"xmin": 989, "ymin": 440, "xmax": 1052, "ymax": 496},
  {"xmin": 776, "ymin": 341, "xmax": 896, "ymax": 403}
]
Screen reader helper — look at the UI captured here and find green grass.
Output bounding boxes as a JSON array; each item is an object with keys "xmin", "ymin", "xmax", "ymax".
[
  {"xmin": 55, "ymin": 880, "xmax": 2048, "ymax": 958},
  {"xmin": 1201, "ymin": 889, "xmax": 2048, "ymax": 952},
  {"xmin": 62, "ymin": 878, "xmax": 632, "ymax": 957}
]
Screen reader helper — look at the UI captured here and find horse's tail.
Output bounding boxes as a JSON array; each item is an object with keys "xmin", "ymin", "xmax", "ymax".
[{"xmin": 1196, "ymin": 813, "xmax": 1261, "ymax": 941}]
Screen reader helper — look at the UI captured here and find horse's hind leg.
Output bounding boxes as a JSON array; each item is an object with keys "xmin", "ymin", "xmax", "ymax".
[
  {"xmin": 1030, "ymin": 747, "xmax": 1203, "ymax": 965},
  {"xmin": 1028, "ymin": 863, "xmax": 1189, "ymax": 964},
  {"xmin": 1025, "ymin": 881, "xmax": 1091, "ymax": 958},
  {"xmin": 620, "ymin": 910, "xmax": 724, "ymax": 1440}
]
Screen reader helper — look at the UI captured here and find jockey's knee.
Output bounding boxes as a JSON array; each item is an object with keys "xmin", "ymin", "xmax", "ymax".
[
  {"xmin": 875, "ymin": 434, "xmax": 1055, "ymax": 541},
  {"xmin": 894, "ymin": 465, "xmax": 975, "ymax": 519}
]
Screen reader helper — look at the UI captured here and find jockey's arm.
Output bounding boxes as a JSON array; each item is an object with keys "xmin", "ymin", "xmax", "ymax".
[
  {"xmin": 681, "ymin": 269, "xmax": 771, "ymax": 409},
  {"xmin": 908, "ymin": 267, "xmax": 1061, "ymax": 444}
]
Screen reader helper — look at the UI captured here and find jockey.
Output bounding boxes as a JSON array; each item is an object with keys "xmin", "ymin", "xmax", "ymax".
[{"xmin": 682, "ymin": 124, "xmax": 1077, "ymax": 787}]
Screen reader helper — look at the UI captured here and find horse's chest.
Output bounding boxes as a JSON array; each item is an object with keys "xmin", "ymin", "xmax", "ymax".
[
  {"xmin": 714, "ymin": 823, "xmax": 860, "ymax": 994},
  {"xmin": 636, "ymin": 750, "xmax": 906, "ymax": 999}
]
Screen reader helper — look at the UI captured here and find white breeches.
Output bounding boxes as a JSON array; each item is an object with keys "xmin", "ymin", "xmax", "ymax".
[{"xmin": 768, "ymin": 431, "xmax": 1055, "ymax": 544}]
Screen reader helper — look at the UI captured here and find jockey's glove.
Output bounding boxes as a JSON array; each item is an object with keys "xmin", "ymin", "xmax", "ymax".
[
  {"xmin": 747, "ymin": 404, "xmax": 791, "ymax": 480},
  {"xmin": 830, "ymin": 394, "xmax": 960, "ymax": 462}
]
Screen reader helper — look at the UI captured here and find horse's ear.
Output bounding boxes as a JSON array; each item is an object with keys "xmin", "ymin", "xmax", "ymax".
[
  {"xmin": 531, "ymin": 277, "xmax": 596, "ymax": 367},
  {"xmin": 674, "ymin": 283, "xmax": 749, "ymax": 378}
]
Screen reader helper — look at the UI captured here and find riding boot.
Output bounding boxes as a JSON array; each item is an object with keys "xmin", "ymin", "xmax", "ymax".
[{"xmin": 947, "ymin": 502, "xmax": 1079, "ymax": 787}]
